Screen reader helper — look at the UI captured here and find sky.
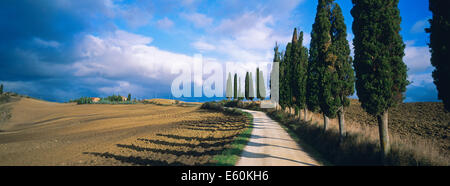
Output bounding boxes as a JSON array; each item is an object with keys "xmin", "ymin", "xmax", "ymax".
[{"xmin": 0, "ymin": 0, "xmax": 436, "ymax": 103}]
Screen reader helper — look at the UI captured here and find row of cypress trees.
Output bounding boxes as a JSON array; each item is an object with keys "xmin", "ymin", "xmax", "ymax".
[
  {"xmin": 225, "ymin": 70, "xmax": 266, "ymax": 100},
  {"xmin": 275, "ymin": 0, "xmax": 409, "ymax": 157},
  {"xmin": 426, "ymin": 0, "xmax": 450, "ymax": 112}
]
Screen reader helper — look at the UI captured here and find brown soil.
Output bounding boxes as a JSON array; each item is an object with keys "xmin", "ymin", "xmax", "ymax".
[
  {"xmin": 345, "ymin": 99, "xmax": 449, "ymax": 154},
  {"xmin": 0, "ymin": 97, "xmax": 249, "ymax": 165}
]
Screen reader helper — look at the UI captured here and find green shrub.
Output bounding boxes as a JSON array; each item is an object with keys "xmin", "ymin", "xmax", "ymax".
[
  {"xmin": 223, "ymin": 108, "xmax": 245, "ymax": 116},
  {"xmin": 224, "ymin": 100, "xmax": 240, "ymax": 107},
  {"xmin": 200, "ymin": 101, "xmax": 224, "ymax": 112}
]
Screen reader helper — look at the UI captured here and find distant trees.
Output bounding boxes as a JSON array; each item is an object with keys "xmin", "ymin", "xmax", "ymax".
[
  {"xmin": 258, "ymin": 70, "xmax": 266, "ymax": 100},
  {"xmin": 238, "ymin": 77, "xmax": 244, "ymax": 100},
  {"xmin": 249, "ymin": 72, "xmax": 255, "ymax": 100},
  {"xmin": 256, "ymin": 67, "xmax": 267, "ymax": 100},
  {"xmin": 0, "ymin": 84, "xmax": 3, "ymax": 94},
  {"xmin": 351, "ymin": 0, "xmax": 408, "ymax": 156},
  {"xmin": 426, "ymin": 0, "xmax": 450, "ymax": 111},
  {"xmin": 127, "ymin": 93, "xmax": 131, "ymax": 102},
  {"xmin": 105, "ymin": 94, "xmax": 126, "ymax": 102},
  {"xmin": 256, "ymin": 67, "xmax": 260, "ymax": 99},
  {"xmin": 245, "ymin": 72, "xmax": 250, "ymax": 100},
  {"xmin": 76, "ymin": 97, "xmax": 93, "ymax": 104},
  {"xmin": 234, "ymin": 73, "xmax": 238, "ymax": 99},
  {"xmin": 226, "ymin": 73, "xmax": 232, "ymax": 100}
]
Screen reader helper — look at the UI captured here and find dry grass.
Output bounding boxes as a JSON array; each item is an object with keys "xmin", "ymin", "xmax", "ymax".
[{"xmin": 269, "ymin": 108, "xmax": 449, "ymax": 166}]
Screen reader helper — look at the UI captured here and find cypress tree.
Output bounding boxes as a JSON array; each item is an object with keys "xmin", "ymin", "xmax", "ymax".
[
  {"xmin": 318, "ymin": 1, "xmax": 355, "ymax": 141},
  {"xmin": 234, "ymin": 73, "xmax": 238, "ymax": 99},
  {"xmin": 308, "ymin": 0, "xmax": 332, "ymax": 130},
  {"xmin": 333, "ymin": 2, "xmax": 355, "ymax": 141},
  {"xmin": 287, "ymin": 28, "xmax": 298, "ymax": 113},
  {"xmin": 127, "ymin": 93, "xmax": 131, "ymax": 102},
  {"xmin": 226, "ymin": 72, "xmax": 232, "ymax": 100},
  {"xmin": 292, "ymin": 30, "xmax": 309, "ymax": 120},
  {"xmin": 245, "ymin": 72, "xmax": 249, "ymax": 100},
  {"xmin": 351, "ymin": 0, "xmax": 408, "ymax": 156},
  {"xmin": 256, "ymin": 67, "xmax": 260, "ymax": 100},
  {"xmin": 238, "ymin": 77, "xmax": 243, "ymax": 100},
  {"xmin": 259, "ymin": 70, "xmax": 266, "ymax": 100},
  {"xmin": 280, "ymin": 43, "xmax": 291, "ymax": 110},
  {"xmin": 426, "ymin": 0, "xmax": 450, "ymax": 111},
  {"xmin": 0, "ymin": 84, "xmax": 3, "ymax": 94},
  {"xmin": 249, "ymin": 72, "xmax": 255, "ymax": 101}
]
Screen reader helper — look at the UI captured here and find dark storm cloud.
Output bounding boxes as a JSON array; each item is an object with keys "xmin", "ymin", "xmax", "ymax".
[
  {"xmin": 0, "ymin": 0, "xmax": 118, "ymax": 102},
  {"xmin": 0, "ymin": 0, "xmax": 111, "ymax": 80}
]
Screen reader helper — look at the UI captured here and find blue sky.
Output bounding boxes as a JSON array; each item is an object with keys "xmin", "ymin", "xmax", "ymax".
[{"xmin": 0, "ymin": 0, "xmax": 436, "ymax": 103}]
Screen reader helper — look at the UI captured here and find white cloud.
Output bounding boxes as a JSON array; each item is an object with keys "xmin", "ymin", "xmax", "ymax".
[
  {"xmin": 192, "ymin": 41, "xmax": 216, "ymax": 51},
  {"xmin": 156, "ymin": 17, "xmax": 174, "ymax": 29},
  {"xmin": 410, "ymin": 19, "xmax": 429, "ymax": 34},
  {"xmin": 181, "ymin": 12, "xmax": 213, "ymax": 28},
  {"xmin": 408, "ymin": 73, "xmax": 434, "ymax": 87},
  {"xmin": 404, "ymin": 42, "xmax": 432, "ymax": 73},
  {"xmin": 198, "ymin": 12, "xmax": 293, "ymax": 64},
  {"xmin": 73, "ymin": 30, "xmax": 197, "ymax": 87}
]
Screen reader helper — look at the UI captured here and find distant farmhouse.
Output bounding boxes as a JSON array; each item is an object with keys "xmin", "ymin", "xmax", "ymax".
[
  {"xmin": 121, "ymin": 96, "xmax": 128, "ymax": 101},
  {"xmin": 91, "ymin": 97, "xmax": 100, "ymax": 103}
]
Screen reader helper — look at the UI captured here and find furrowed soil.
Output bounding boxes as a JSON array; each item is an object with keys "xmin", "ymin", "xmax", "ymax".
[
  {"xmin": 0, "ymin": 97, "xmax": 250, "ymax": 165},
  {"xmin": 307, "ymin": 99, "xmax": 449, "ymax": 156}
]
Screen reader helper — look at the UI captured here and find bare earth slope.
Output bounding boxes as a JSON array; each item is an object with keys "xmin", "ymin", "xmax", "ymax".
[
  {"xmin": 236, "ymin": 109, "xmax": 320, "ymax": 166},
  {"xmin": 0, "ymin": 97, "xmax": 236, "ymax": 165}
]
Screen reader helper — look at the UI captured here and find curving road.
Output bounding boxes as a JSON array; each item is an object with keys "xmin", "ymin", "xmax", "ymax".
[{"xmin": 236, "ymin": 109, "xmax": 320, "ymax": 166}]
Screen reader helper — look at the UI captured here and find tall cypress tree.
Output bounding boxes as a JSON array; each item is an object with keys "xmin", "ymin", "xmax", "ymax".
[
  {"xmin": 308, "ymin": 0, "xmax": 332, "ymax": 130},
  {"xmin": 249, "ymin": 72, "xmax": 255, "ymax": 100},
  {"xmin": 287, "ymin": 28, "xmax": 298, "ymax": 113},
  {"xmin": 226, "ymin": 72, "xmax": 232, "ymax": 100},
  {"xmin": 0, "ymin": 84, "xmax": 3, "ymax": 94},
  {"xmin": 259, "ymin": 70, "xmax": 266, "ymax": 100},
  {"xmin": 351, "ymin": 0, "xmax": 408, "ymax": 156},
  {"xmin": 280, "ymin": 42, "xmax": 292, "ymax": 109},
  {"xmin": 320, "ymin": 2, "xmax": 355, "ymax": 141},
  {"xmin": 256, "ymin": 67, "xmax": 260, "ymax": 100},
  {"xmin": 426, "ymin": 0, "xmax": 450, "ymax": 111},
  {"xmin": 238, "ymin": 77, "xmax": 243, "ymax": 100},
  {"xmin": 292, "ymin": 30, "xmax": 309, "ymax": 119},
  {"xmin": 245, "ymin": 72, "xmax": 249, "ymax": 100},
  {"xmin": 234, "ymin": 73, "xmax": 238, "ymax": 100}
]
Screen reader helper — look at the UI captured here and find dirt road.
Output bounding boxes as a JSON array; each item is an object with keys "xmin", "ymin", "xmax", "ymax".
[{"xmin": 236, "ymin": 109, "xmax": 320, "ymax": 166}]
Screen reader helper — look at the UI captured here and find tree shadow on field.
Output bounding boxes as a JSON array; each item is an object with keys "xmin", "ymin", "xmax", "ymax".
[
  {"xmin": 83, "ymin": 114, "xmax": 249, "ymax": 166},
  {"xmin": 82, "ymin": 152, "xmax": 187, "ymax": 166},
  {"xmin": 155, "ymin": 133, "xmax": 235, "ymax": 142},
  {"xmin": 115, "ymin": 144, "xmax": 225, "ymax": 157},
  {"xmin": 137, "ymin": 138, "xmax": 229, "ymax": 148}
]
